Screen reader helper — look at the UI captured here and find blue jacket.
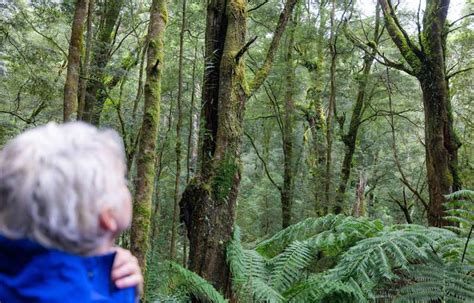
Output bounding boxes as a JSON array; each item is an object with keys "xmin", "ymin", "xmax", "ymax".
[{"xmin": 0, "ymin": 235, "xmax": 136, "ymax": 303}]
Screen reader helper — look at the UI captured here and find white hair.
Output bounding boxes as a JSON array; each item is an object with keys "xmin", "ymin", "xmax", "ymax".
[{"xmin": 0, "ymin": 122, "xmax": 127, "ymax": 255}]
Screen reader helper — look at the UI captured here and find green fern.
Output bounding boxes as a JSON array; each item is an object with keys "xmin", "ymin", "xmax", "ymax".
[
  {"xmin": 396, "ymin": 255, "xmax": 474, "ymax": 303},
  {"xmin": 445, "ymin": 189, "xmax": 474, "ymax": 228},
  {"xmin": 167, "ymin": 262, "xmax": 228, "ymax": 303},
  {"xmin": 171, "ymin": 213, "xmax": 474, "ymax": 303},
  {"xmin": 283, "ymin": 274, "xmax": 367, "ymax": 303},
  {"xmin": 444, "ymin": 189, "xmax": 474, "ymax": 264},
  {"xmin": 269, "ymin": 241, "xmax": 313, "ymax": 292},
  {"xmin": 228, "ymin": 228, "xmax": 284, "ymax": 303},
  {"xmin": 256, "ymin": 214, "xmax": 383, "ymax": 259}
]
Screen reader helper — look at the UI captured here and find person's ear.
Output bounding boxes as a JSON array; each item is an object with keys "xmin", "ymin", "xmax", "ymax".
[{"xmin": 99, "ymin": 208, "xmax": 118, "ymax": 233}]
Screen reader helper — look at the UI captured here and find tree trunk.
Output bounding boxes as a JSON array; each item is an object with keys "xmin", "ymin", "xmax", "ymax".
[
  {"xmin": 180, "ymin": 0, "xmax": 297, "ymax": 298},
  {"xmin": 180, "ymin": 1, "xmax": 246, "ymax": 297},
  {"xmin": 63, "ymin": 0, "xmax": 89, "ymax": 122},
  {"xmin": 130, "ymin": 0, "xmax": 167, "ymax": 279},
  {"xmin": 301, "ymin": 0, "xmax": 327, "ymax": 215},
  {"xmin": 281, "ymin": 14, "xmax": 296, "ymax": 229},
  {"xmin": 81, "ymin": 0, "xmax": 124, "ymax": 125},
  {"xmin": 336, "ymin": 3, "xmax": 380, "ymax": 207},
  {"xmin": 77, "ymin": 0, "xmax": 94, "ymax": 120},
  {"xmin": 170, "ymin": 0, "xmax": 187, "ymax": 261},
  {"xmin": 379, "ymin": 0, "xmax": 460, "ymax": 226},
  {"xmin": 352, "ymin": 171, "xmax": 367, "ymax": 217},
  {"xmin": 326, "ymin": 0, "xmax": 337, "ymax": 211},
  {"xmin": 186, "ymin": 44, "xmax": 200, "ymax": 183}
]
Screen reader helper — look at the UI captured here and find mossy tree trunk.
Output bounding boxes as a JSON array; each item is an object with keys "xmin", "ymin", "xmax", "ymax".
[
  {"xmin": 130, "ymin": 0, "xmax": 167, "ymax": 280},
  {"xmin": 281, "ymin": 14, "xmax": 296, "ymax": 228},
  {"xmin": 77, "ymin": 0, "xmax": 94, "ymax": 120},
  {"xmin": 299, "ymin": 0, "xmax": 327, "ymax": 216},
  {"xmin": 336, "ymin": 3, "xmax": 381, "ymax": 207},
  {"xmin": 63, "ymin": 0, "xmax": 89, "ymax": 122},
  {"xmin": 81, "ymin": 0, "xmax": 124, "ymax": 125},
  {"xmin": 379, "ymin": 0, "xmax": 461, "ymax": 227},
  {"xmin": 170, "ymin": 0, "xmax": 187, "ymax": 261},
  {"xmin": 180, "ymin": 0, "xmax": 297, "ymax": 298},
  {"xmin": 326, "ymin": 0, "xmax": 337, "ymax": 211}
]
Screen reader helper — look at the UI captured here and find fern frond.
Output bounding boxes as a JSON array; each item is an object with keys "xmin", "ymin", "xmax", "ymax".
[
  {"xmin": 256, "ymin": 214, "xmax": 346, "ymax": 258},
  {"xmin": 228, "ymin": 227, "xmax": 283, "ymax": 302},
  {"xmin": 284, "ymin": 274, "xmax": 368, "ymax": 303},
  {"xmin": 168, "ymin": 262, "xmax": 228, "ymax": 303},
  {"xmin": 270, "ymin": 240, "xmax": 313, "ymax": 292},
  {"xmin": 445, "ymin": 189, "xmax": 474, "ymax": 202},
  {"xmin": 396, "ymin": 257, "xmax": 474, "ymax": 303}
]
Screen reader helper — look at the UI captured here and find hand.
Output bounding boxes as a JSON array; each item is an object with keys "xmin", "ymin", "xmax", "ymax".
[{"xmin": 111, "ymin": 247, "xmax": 143, "ymax": 295}]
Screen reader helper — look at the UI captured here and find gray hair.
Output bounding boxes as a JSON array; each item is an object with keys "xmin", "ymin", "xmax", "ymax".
[{"xmin": 0, "ymin": 122, "xmax": 127, "ymax": 255}]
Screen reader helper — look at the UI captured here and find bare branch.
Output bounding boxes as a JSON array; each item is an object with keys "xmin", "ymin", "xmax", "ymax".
[
  {"xmin": 449, "ymin": 12, "xmax": 474, "ymax": 27},
  {"xmin": 244, "ymin": 131, "xmax": 282, "ymax": 191},
  {"xmin": 447, "ymin": 67, "xmax": 474, "ymax": 80},
  {"xmin": 248, "ymin": 0, "xmax": 269, "ymax": 13},
  {"xmin": 235, "ymin": 36, "xmax": 258, "ymax": 63}
]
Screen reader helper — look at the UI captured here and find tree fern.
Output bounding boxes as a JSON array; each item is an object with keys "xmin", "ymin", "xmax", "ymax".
[
  {"xmin": 444, "ymin": 189, "xmax": 474, "ymax": 263},
  {"xmin": 256, "ymin": 214, "xmax": 383, "ymax": 258},
  {"xmin": 283, "ymin": 274, "xmax": 367, "ymax": 303},
  {"xmin": 228, "ymin": 228, "xmax": 284, "ymax": 303},
  {"xmin": 269, "ymin": 240, "xmax": 313, "ymax": 292},
  {"xmin": 167, "ymin": 262, "xmax": 228, "ymax": 303},
  {"xmin": 396, "ymin": 255, "xmax": 474, "ymax": 303}
]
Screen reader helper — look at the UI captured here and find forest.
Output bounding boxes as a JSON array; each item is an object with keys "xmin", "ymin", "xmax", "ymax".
[{"xmin": 0, "ymin": 0, "xmax": 473, "ymax": 302}]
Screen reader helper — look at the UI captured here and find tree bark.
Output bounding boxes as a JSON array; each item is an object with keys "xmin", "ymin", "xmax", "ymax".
[
  {"xmin": 336, "ymin": 3, "xmax": 380, "ymax": 207},
  {"xmin": 77, "ymin": 0, "xmax": 94, "ymax": 121},
  {"xmin": 379, "ymin": 0, "xmax": 461, "ymax": 227},
  {"xmin": 130, "ymin": 0, "xmax": 167, "ymax": 279},
  {"xmin": 186, "ymin": 44, "xmax": 200, "ymax": 183},
  {"xmin": 63, "ymin": 0, "xmax": 89, "ymax": 122},
  {"xmin": 170, "ymin": 0, "xmax": 187, "ymax": 261},
  {"xmin": 300, "ymin": 0, "xmax": 327, "ymax": 215},
  {"xmin": 352, "ymin": 171, "xmax": 367, "ymax": 217},
  {"xmin": 281, "ymin": 14, "xmax": 296, "ymax": 228},
  {"xmin": 326, "ymin": 0, "xmax": 337, "ymax": 211},
  {"xmin": 81, "ymin": 0, "xmax": 124, "ymax": 125},
  {"xmin": 179, "ymin": 0, "xmax": 297, "ymax": 298}
]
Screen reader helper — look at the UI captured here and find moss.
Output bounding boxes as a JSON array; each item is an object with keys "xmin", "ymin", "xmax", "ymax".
[
  {"xmin": 230, "ymin": 0, "xmax": 246, "ymax": 13},
  {"xmin": 384, "ymin": 12, "xmax": 422, "ymax": 73},
  {"xmin": 212, "ymin": 156, "xmax": 239, "ymax": 204}
]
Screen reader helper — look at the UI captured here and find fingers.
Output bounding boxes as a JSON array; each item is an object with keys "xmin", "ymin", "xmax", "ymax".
[
  {"xmin": 111, "ymin": 247, "xmax": 143, "ymax": 292},
  {"xmin": 114, "ymin": 272, "xmax": 144, "ymax": 290},
  {"xmin": 112, "ymin": 247, "xmax": 133, "ymax": 269}
]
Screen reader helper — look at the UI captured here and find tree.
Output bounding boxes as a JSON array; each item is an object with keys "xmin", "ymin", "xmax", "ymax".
[
  {"xmin": 130, "ymin": 0, "xmax": 167, "ymax": 278},
  {"xmin": 63, "ymin": 0, "xmax": 89, "ymax": 121},
  {"xmin": 336, "ymin": 3, "xmax": 382, "ymax": 208},
  {"xmin": 180, "ymin": 0, "xmax": 298, "ymax": 298},
  {"xmin": 170, "ymin": 0, "xmax": 186, "ymax": 260},
  {"xmin": 378, "ymin": 0, "xmax": 461, "ymax": 226},
  {"xmin": 81, "ymin": 0, "xmax": 125, "ymax": 125}
]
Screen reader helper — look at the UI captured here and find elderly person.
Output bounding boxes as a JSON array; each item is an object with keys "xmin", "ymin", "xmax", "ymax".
[{"xmin": 0, "ymin": 122, "xmax": 142, "ymax": 302}]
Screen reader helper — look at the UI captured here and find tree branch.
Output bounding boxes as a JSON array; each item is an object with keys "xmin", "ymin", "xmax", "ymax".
[
  {"xmin": 447, "ymin": 67, "xmax": 474, "ymax": 80},
  {"xmin": 449, "ymin": 12, "xmax": 474, "ymax": 27},
  {"xmin": 244, "ymin": 131, "xmax": 282, "ymax": 191},
  {"xmin": 235, "ymin": 36, "xmax": 258, "ymax": 63},
  {"xmin": 248, "ymin": 0, "xmax": 298, "ymax": 96},
  {"xmin": 248, "ymin": 0, "xmax": 269, "ymax": 13}
]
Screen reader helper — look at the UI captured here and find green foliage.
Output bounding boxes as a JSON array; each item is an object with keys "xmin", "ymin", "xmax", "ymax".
[
  {"xmin": 445, "ymin": 190, "xmax": 474, "ymax": 228},
  {"xmin": 225, "ymin": 215, "xmax": 473, "ymax": 303},
  {"xmin": 396, "ymin": 256, "xmax": 474, "ymax": 303},
  {"xmin": 167, "ymin": 262, "xmax": 228, "ymax": 303}
]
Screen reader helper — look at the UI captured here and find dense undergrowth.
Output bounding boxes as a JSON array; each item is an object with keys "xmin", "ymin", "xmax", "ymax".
[{"xmin": 154, "ymin": 190, "xmax": 474, "ymax": 302}]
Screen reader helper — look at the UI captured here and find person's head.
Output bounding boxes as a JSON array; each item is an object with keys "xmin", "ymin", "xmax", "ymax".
[{"xmin": 0, "ymin": 122, "xmax": 132, "ymax": 255}]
